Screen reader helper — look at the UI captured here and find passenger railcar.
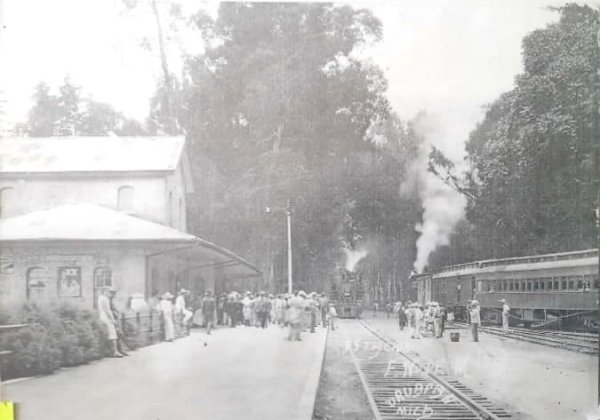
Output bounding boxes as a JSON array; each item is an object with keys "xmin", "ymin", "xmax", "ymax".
[{"xmin": 417, "ymin": 249, "xmax": 599, "ymax": 331}]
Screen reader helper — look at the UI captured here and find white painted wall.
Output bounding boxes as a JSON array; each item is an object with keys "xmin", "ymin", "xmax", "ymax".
[
  {"xmin": 0, "ymin": 243, "xmax": 147, "ymax": 309},
  {"xmin": 0, "ymin": 170, "xmax": 187, "ymax": 230}
]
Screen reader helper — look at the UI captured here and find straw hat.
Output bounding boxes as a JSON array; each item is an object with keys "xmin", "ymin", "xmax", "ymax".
[
  {"xmin": 498, "ymin": 299, "xmax": 507, "ymax": 303},
  {"xmin": 162, "ymin": 292, "xmax": 174, "ymax": 299}
]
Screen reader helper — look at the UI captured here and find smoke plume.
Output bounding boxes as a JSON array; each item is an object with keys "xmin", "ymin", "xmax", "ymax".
[
  {"xmin": 402, "ymin": 112, "xmax": 467, "ymax": 274},
  {"xmin": 344, "ymin": 247, "xmax": 368, "ymax": 272}
]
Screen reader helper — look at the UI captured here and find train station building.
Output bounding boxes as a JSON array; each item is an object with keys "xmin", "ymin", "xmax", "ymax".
[{"xmin": 0, "ymin": 136, "xmax": 260, "ymax": 309}]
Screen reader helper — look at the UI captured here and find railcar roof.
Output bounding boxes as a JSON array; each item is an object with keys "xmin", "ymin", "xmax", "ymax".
[
  {"xmin": 433, "ymin": 249, "xmax": 598, "ymax": 278},
  {"xmin": 0, "ymin": 136, "xmax": 185, "ymax": 174}
]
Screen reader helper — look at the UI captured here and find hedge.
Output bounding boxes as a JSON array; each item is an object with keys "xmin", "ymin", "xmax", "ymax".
[{"xmin": 0, "ymin": 301, "xmax": 112, "ymax": 380}]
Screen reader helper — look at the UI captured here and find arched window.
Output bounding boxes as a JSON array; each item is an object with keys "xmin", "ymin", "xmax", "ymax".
[
  {"xmin": 117, "ymin": 186, "xmax": 135, "ymax": 213},
  {"xmin": 0, "ymin": 187, "xmax": 16, "ymax": 218},
  {"xmin": 93, "ymin": 267, "xmax": 112, "ymax": 308},
  {"xmin": 27, "ymin": 267, "xmax": 49, "ymax": 300}
]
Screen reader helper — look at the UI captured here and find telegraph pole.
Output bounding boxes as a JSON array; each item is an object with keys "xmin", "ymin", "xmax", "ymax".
[{"xmin": 286, "ymin": 199, "xmax": 293, "ymax": 294}]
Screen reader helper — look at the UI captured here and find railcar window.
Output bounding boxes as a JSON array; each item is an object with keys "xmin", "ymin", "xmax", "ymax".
[
  {"xmin": 527, "ymin": 280, "xmax": 532, "ymax": 291},
  {"xmin": 577, "ymin": 280, "xmax": 583, "ymax": 290},
  {"xmin": 568, "ymin": 280, "xmax": 574, "ymax": 290},
  {"xmin": 539, "ymin": 280, "xmax": 544, "ymax": 290},
  {"xmin": 515, "ymin": 282, "xmax": 519, "ymax": 291},
  {"xmin": 562, "ymin": 277, "xmax": 567, "ymax": 290},
  {"xmin": 547, "ymin": 280, "xmax": 553, "ymax": 290},
  {"xmin": 522, "ymin": 281, "xmax": 526, "ymax": 291},
  {"xmin": 534, "ymin": 280, "xmax": 539, "ymax": 291},
  {"xmin": 509, "ymin": 280, "xmax": 514, "ymax": 291},
  {"xmin": 554, "ymin": 280, "xmax": 559, "ymax": 290}
]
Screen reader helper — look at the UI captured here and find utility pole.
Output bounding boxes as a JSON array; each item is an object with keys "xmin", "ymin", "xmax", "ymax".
[
  {"xmin": 286, "ymin": 199, "xmax": 293, "ymax": 294},
  {"xmin": 594, "ymin": 11, "xmax": 599, "ymax": 406},
  {"xmin": 265, "ymin": 199, "xmax": 294, "ymax": 294}
]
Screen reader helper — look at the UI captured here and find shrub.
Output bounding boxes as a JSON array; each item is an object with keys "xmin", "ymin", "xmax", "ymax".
[{"xmin": 0, "ymin": 301, "xmax": 111, "ymax": 379}]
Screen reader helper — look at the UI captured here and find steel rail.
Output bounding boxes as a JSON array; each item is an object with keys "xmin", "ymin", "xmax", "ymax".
[
  {"xmin": 450, "ymin": 322, "xmax": 598, "ymax": 354},
  {"xmin": 358, "ymin": 319, "xmax": 509, "ymax": 420}
]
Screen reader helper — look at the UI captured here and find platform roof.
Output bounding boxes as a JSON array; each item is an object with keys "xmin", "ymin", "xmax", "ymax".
[
  {"xmin": 0, "ymin": 136, "xmax": 186, "ymax": 174},
  {"xmin": 0, "ymin": 204, "xmax": 261, "ymax": 277}
]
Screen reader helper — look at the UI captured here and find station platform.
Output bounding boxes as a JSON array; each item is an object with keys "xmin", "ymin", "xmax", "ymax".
[
  {"xmin": 3, "ymin": 324, "xmax": 328, "ymax": 420},
  {"xmin": 360, "ymin": 316, "xmax": 598, "ymax": 420}
]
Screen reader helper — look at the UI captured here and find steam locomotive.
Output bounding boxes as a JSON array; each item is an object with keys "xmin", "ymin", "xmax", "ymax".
[
  {"xmin": 415, "ymin": 249, "xmax": 599, "ymax": 331},
  {"xmin": 329, "ymin": 267, "xmax": 364, "ymax": 318}
]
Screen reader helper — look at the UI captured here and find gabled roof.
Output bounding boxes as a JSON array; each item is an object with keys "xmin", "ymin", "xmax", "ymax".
[
  {"xmin": 0, "ymin": 203, "xmax": 196, "ymax": 241},
  {"xmin": 0, "ymin": 136, "xmax": 186, "ymax": 174}
]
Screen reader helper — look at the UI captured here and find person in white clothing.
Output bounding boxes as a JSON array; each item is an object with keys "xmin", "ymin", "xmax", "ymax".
[
  {"xmin": 175, "ymin": 289, "xmax": 193, "ymax": 328},
  {"xmin": 159, "ymin": 292, "xmax": 176, "ymax": 342},
  {"xmin": 327, "ymin": 303, "xmax": 338, "ymax": 331},
  {"xmin": 499, "ymin": 299, "xmax": 510, "ymax": 332},
  {"xmin": 98, "ymin": 287, "xmax": 124, "ymax": 357}
]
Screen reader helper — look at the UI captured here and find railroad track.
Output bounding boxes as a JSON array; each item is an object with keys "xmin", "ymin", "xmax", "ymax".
[
  {"xmin": 450, "ymin": 323, "xmax": 598, "ymax": 355},
  {"xmin": 350, "ymin": 320, "xmax": 515, "ymax": 420}
]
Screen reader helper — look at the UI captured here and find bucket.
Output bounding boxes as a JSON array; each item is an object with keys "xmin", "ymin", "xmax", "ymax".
[{"xmin": 450, "ymin": 332, "xmax": 460, "ymax": 342}]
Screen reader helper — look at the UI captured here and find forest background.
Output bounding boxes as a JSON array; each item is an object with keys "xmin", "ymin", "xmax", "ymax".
[{"xmin": 4, "ymin": 2, "xmax": 598, "ymax": 302}]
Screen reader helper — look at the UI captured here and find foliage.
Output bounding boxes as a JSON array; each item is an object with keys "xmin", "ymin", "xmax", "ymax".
[
  {"xmin": 16, "ymin": 78, "xmax": 148, "ymax": 137},
  {"xmin": 0, "ymin": 302, "xmax": 110, "ymax": 379},
  {"xmin": 147, "ymin": 3, "xmax": 423, "ymax": 298},
  {"xmin": 429, "ymin": 4, "xmax": 599, "ymax": 267}
]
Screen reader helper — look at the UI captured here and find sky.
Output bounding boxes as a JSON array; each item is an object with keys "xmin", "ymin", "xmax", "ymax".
[{"xmin": 0, "ymin": 0, "xmax": 589, "ymax": 158}]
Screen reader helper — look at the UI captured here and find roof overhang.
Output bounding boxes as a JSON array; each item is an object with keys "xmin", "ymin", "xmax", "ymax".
[{"xmin": 145, "ymin": 238, "xmax": 261, "ymax": 278}]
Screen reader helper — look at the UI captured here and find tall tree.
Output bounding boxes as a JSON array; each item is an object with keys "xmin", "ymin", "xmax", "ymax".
[
  {"xmin": 20, "ymin": 79, "xmax": 147, "ymax": 137},
  {"xmin": 430, "ymin": 4, "xmax": 599, "ymax": 268},
  {"xmin": 171, "ymin": 3, "xmax": 420, "ymax": 295}
]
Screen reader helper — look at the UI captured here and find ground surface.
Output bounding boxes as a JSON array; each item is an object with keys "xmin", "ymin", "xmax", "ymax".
[
  {"xmin": 4, "ymin": 323, "xmax": 327, "ymax": 420},
  {"xmin": 312, "ymin": 322, "xmax": 374, "ymax": 420},
  {"xmin": 361, "ymin": 314, "xmax": 598, "ymax": 420}
]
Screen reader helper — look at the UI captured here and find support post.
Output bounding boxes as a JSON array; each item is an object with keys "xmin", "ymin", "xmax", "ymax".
[{"xmin": 286, "ymin": 199, "xmax": 293, "ymax": 294}]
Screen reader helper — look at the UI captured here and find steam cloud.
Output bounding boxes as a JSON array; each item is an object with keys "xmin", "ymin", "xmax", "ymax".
[
  {"xmin": 402, "ymin": 112, "xmax": 467, "ymax": 274},
  {"xmin": 344, "ymin": 247, "xmax": 368, "ymax": 272}
]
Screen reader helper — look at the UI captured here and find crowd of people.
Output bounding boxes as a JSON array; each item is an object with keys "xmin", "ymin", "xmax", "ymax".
[
  {"xmin": 387, "ymin": 301, "xmax": 449, "ymax": 339},
  {"xmin": 374, "ymin": 299, "xmax": 485, "ymax": 342},
  {"xmin": 138, "ymin": 289, "xmax": 340, "ymax": 342},
  {"xmin": 98, "ymin": 285, "xmax": 490, "ymax": 355}
]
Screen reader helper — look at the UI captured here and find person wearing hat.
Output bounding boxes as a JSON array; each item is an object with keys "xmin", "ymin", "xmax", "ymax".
[
  {"xmin": 287, "ymin": 291, "xmax": 305, "ymax": 341},
  {"xmin": 201, "ymin": 290, "xmax": 217, "ymax": 334},
  {"xmin": 97, "ymin": 287, "xmax": 125, "ymax": 357},
  {"xmin": 175, "ymin": 289, "xmax": 193, "ymax": 330},
  {"xmin": 108, "ymin": 288, "xmax": 130, "ymax": 356},
  {"xmin": 499, "ymin": 299, "xmax": 510, "ymax": 332},
  {"xmin": 327, "ymin": 302, "xmax": 338, "ymax": 331},
  {"xmin": 306, "ymin": 293, "xmax": 318, "ymax": 333},
  {"xmin": 431, "ymin": 302, "xmax": 443, "ymax": 338},
  {"xmin": 468, "ymin": 300, "xmax": 481, "ymax": 342},
  {"xmin": 255, "ymin": 291, "xmax": 270, "ymax": 329},
  {"xmin": 159, "ymin": 292, "xmax": 176, "ymax": 342}
]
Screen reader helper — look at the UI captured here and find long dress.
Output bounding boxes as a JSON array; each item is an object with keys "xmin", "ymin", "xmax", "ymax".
[
  {"xmin": 98, "ymin": 294, "xmax": 117, "ymax": 340},
  {"xmin": 159, "ymin": 299, "xmax": 175, "ymax": 341},
  {"xmin": 242, "ymin": 297, "xmax": 252, "ymax": 323}
]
